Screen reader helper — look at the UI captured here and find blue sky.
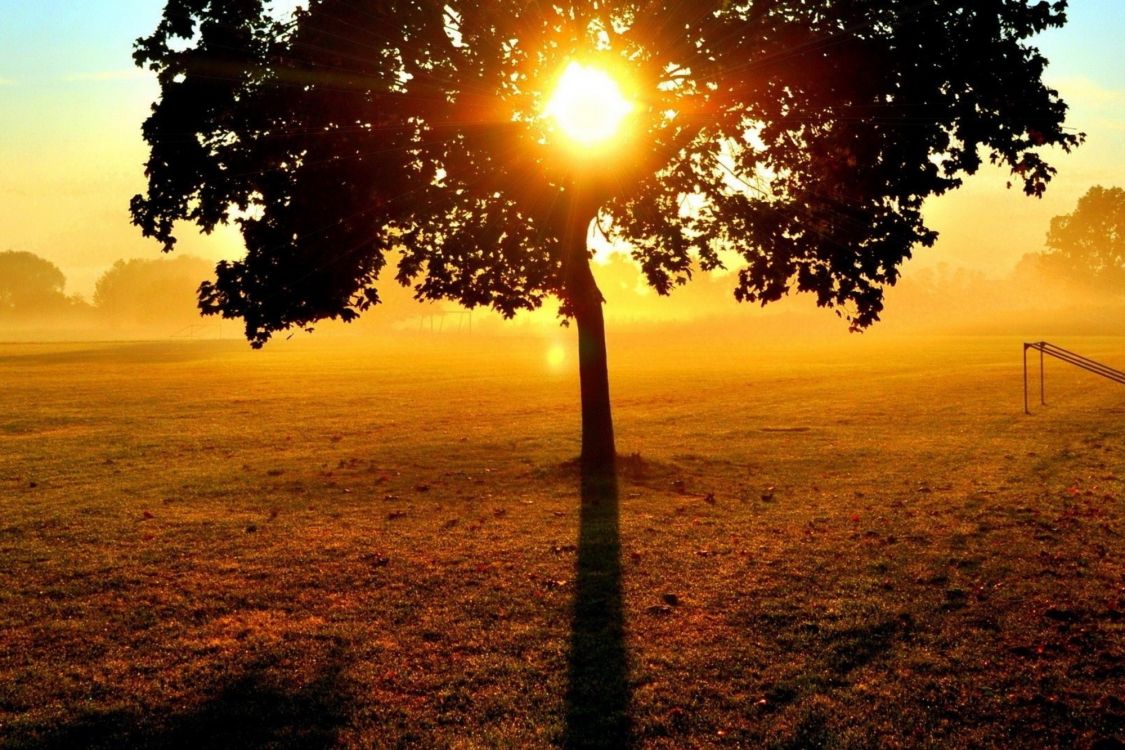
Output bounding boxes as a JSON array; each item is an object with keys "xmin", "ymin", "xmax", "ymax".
[
  {"xmin": 1037, "ymin": 0, "xmax": 1125, "ymax": 89},
  {"xmin": 1, "ymin": 1, "xmax": 160, "ymax": 82}
]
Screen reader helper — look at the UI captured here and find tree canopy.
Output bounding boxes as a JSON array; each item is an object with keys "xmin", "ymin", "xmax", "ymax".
[
  {"xmin": 132, "ymin": 0, "xmax": 1081, "ymax": 347},
  {"xmin": 1044, "ymin": 185, "xmax": 1125, "ymax": 291}
]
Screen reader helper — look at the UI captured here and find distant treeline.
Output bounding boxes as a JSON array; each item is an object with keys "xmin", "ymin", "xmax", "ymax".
[
  {"xmin": 0, "ymin": 251, "xmax": 458, "ymax": 338},
  {"xmin": 2, "ymin": 185, "xmax": 1122, "ymax": 339},
  {"xmin": 0, "ymin": 252, "xmax": 219, "ymax": 332}
]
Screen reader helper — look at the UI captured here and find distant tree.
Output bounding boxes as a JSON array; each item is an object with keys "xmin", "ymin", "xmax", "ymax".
[
  {"xmin": 133, "ymin": 0, "xmax": 1081, "ymax": 470},
  {"xmin": 94, "ymin": 255, "xmax": 216, "ymax": 328},
  {"xmin": 0, "ymin": 251, "xmax": 70, "ymax": 316},
  {"xmin": 1042, "ymin": 186, "xmax": 1125, "ymax": 292}
]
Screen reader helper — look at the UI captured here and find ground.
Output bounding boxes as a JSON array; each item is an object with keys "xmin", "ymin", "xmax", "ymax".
[{"xmin": 0, "ymin": 333, "xmax": 1122, "ymax": 749}]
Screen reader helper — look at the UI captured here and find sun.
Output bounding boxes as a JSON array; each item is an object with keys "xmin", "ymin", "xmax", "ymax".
[{"xmin": 545, "ymin": 62, "xmax": 634, "ymax": 147}]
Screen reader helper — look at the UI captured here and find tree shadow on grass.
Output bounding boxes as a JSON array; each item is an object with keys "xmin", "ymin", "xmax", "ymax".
[
  {"xmin": 11, "ymin": 649, "xmax": 351, "ymax": 750},
  {"xmin": 564, "ymin": 465, "xmax": 632, "ymax": 749}
]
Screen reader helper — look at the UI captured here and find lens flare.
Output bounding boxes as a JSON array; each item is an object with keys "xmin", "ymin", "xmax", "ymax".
[{"xmin": 547, "ymin": 343, "xmax": 567, "ymax": 370}]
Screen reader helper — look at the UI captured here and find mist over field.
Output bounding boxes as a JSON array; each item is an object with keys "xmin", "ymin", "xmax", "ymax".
[{"xmin": 3, "ymin": 245, "xmax": 1124, "ymax": 345}]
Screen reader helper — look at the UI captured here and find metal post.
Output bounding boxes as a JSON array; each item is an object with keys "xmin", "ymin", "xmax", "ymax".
[
  {"xmin": 1039, "ymin": 345, "xmax": 1045, "ymax": 405},
  {"xmin": 1023, "ymin": 344, "xmax": 1030, "ymax": 414}
]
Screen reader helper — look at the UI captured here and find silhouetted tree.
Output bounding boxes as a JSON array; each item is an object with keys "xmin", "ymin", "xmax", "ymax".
[
  {"xmin": 1042, "ymin": 185, "xmax": 1125, "ymax": 292},
  {"xmin": 133, "ymin": 0, "xmax": 1081, "ymax": 470},
  {"xmin": 94, "ymin": 255, "xmax": 217, "ymax": 328},
  {"xmin": 0, "ymin": 251, "xmax": 70, "ymax": 316}
]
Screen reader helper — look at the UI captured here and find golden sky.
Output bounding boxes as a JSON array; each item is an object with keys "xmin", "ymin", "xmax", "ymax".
[{"xmin": 1, "ymin": 1, "xmax": 1123, "ymax": 299}]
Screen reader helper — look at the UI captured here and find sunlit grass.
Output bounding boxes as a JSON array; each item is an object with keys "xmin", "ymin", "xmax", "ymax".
[{"xmin": 0, "ymin": 335, "xmax": 1122, "ymax": 747}]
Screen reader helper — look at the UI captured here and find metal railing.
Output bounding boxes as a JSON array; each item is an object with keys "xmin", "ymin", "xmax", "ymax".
[{"xmin": 1023, "ymin": 341, "xmax": 1125, "ymax": 414}]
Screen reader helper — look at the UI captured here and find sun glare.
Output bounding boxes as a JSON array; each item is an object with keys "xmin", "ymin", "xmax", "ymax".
[
  {"xmin": 547, "ymin": 343, "xmax": 567, "ymax": 370},
  {"xmin": 545, "ymin": 62, "xmax": 633, "ymax": 147}
]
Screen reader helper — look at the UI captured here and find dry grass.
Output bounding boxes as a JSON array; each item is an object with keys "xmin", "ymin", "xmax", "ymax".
[{"xmin": 0, "ymin": 334, "xmax": 1122, "ymax": 748}]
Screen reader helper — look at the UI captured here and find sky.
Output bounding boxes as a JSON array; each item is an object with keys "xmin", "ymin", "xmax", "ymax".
[{"xmin": 1, "ymin": 1, "xmax": 1123, "ymax": 299}]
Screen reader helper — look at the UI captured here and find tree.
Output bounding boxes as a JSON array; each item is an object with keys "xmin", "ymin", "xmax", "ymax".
[
  {"xmin": 1043, "ymin": 185, "xmax": 1125, "ymax": 292},
  {"xmin": 94, "ymin": 255, "xmax": 217, "ymax": 328},
  {"xmin": 133, "ymin": 0, "xmax": 1081, "ymax": 471},
  {"xmin": 0, "ymin": 251, "xmax": 69, "ymax": 316}
]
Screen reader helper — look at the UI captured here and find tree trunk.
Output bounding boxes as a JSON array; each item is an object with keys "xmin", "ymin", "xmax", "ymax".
[{"xmin": 563, "ymin": 204, "xmax": 616, "ymax": 474}]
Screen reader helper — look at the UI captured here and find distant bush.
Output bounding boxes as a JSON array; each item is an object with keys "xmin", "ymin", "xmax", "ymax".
[{"xmin": 94, "ymin": 255, "xmax": 216, "ymax": 329}]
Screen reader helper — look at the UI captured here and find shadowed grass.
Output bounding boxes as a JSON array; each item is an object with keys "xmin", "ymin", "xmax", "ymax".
[
  {"xmin": 565, "ymin": 467, "xmax": 631, "ymax": 748},
  {"xmin": 7, "ymin": 647, "xmax": 351, "ymax": 750}
]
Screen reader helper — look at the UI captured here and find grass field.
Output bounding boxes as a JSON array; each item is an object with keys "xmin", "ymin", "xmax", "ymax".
[{"xmin": 1, "ymin": 333, "xmax": 1123, "ymax": 749}]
